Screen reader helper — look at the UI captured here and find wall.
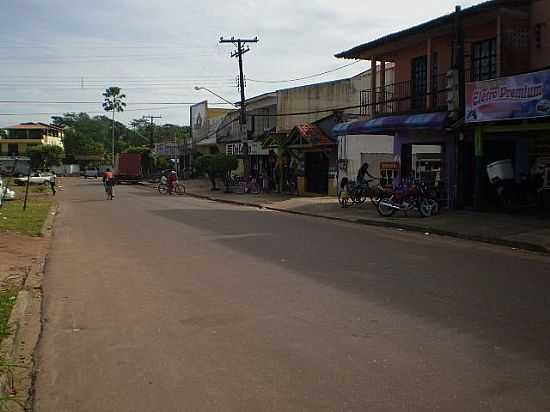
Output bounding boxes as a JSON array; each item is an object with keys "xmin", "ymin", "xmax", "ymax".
[
  {"xmin": 338, "ymin": 134, "xmax": 394, "ymax": 181},
  {"xmin": 530, "ymin": 0, "xmax": 550, "ymax": 70},
  {"xmin": 277, "ymin": 68, "xmax": 395, "ymax": 133}
]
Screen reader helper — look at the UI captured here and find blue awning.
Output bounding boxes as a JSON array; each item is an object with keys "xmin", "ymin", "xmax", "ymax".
[{"xmin": 333, "ymin": 112, "xmax": 449, "ymax": 136}]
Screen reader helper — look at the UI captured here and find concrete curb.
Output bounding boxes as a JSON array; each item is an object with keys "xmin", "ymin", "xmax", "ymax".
[
  {"xmin": 0, "ymin": 202, "xmax": 56, "ymax": 410},
  {"xmin": 139, "ymin": 182, "xmax": 550, "ymax": 255}
]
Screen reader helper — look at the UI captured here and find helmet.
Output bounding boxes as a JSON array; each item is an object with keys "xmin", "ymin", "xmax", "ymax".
[{"xmin": 171, "ymin": 170, "xmax": 176, "ymax": 174}]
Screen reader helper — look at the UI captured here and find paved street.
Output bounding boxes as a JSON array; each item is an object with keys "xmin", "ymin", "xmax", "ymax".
[{"xmin": 35, "ymin": 179, "xmax": 550, "ymax": 412}]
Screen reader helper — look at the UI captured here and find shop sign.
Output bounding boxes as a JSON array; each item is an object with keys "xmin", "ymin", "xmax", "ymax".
[
  {"xmin": 466, "ymin": 69, "xmax": 550, "ymax": 123},
  {"xmin": 226, "ymin": 142, "xmax": 269, "ymax": 156},
  {"xmin": 380, "ymin": 161, "xmax": 400, "ymax": 171}
]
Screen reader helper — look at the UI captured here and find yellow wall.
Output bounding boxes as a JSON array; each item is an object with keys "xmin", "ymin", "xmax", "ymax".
[{"xmin": 276, "ymin": 67, "xmax": 394, "ymax": 133}]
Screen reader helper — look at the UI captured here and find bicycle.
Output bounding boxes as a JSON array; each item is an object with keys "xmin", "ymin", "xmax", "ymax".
[
  {"xmin": 105, "ymin": 183, "xmax": 114, "ymax": 200},
  {"xmin": 158, "ymin": 181, "xmax": 186, "ymax": 195},
  {"xmin": 227, "ymin": 175, "xmax": 261, "ymax": 194}
]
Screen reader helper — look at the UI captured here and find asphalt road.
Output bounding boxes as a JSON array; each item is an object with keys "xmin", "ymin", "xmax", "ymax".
[{"xmin": 34, "ymin": 179, "xmax": 550, "ymax": 412}]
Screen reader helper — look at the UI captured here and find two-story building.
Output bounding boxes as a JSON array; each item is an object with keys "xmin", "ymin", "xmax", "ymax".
[
  {"xmin": 333, "ymin": 0, "xmax": 544, "ymax": 209},
  {"xmin": 216, "ymin": 92, "xmax": 276, "ymax": 176},
  {"xmin": 275, "ymin": 68, "xmax": 395, "ymax": 195},
  {"xmin": 1, "ymin": 122, "xmax": 64, "ymax": 156}
]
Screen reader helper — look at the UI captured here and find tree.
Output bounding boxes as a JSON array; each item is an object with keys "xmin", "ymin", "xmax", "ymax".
[
  {"xmin": 29, "ymin": 145, "xmax": 64, "ymax": 169},
  {"xmin": 102, "ymin": 87, "xmax": 127, "ymax": 164},
  {"xmin": 263, "ymin": 134, "xmax": 296, "ymax": 193},
  {"xmin": 193, "ymin": 154, "xmax": 238, "ymax": 191}
]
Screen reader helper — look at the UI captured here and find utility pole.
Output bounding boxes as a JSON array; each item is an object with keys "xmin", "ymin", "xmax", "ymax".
[
  {"xmin": 143, "ymin": 115, "xmax": 162, "ymax": 149},
  {"xmin": 219, "ymin": 36, "xmax": 258, "ymax": 176}
]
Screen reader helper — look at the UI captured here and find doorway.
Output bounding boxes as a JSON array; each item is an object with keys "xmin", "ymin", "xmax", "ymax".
[{"xmin": 305, "ymin": 152, "xmax": 328, "ymax": 194}]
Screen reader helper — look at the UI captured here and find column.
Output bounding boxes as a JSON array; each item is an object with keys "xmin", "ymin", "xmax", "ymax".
[
  {"xmin": 474, "ymin": 127, "xmax": 486, "ymax": 210},
  {"xmin": 380, "ymin": 61, "xmax": 386, "ymax": 113},
  {"xmin": 496, "ymin": 15, "xmax": 502, "ymax": 77},
  {"xmin": 370, "ymin": 57, "xmax": 377, "ymax": 117},
  {"xmin": 426, "ymin": 38, "xmax": 432, "ymax": 110}
]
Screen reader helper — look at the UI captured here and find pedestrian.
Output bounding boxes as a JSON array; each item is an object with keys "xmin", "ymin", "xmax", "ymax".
[{"xmin": 49, "ymin": 171, "xmax": 57, "ymax": 196}]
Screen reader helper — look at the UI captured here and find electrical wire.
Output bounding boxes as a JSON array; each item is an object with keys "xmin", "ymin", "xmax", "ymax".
[{"xmin": 247, "ymin": 60, "xmax": 361, "ymax": 83}]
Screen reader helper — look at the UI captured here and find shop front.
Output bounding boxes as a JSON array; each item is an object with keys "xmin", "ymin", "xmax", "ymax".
[
  {"xmin": 333, "ymin": 112, "xmax": 459, "ymax": 208},
  {"xmin": 467, "ymin": 68, "xmax": 550, "ymax": 211}
]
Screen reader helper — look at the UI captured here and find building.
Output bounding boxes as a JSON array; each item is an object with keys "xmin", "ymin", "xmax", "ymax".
[
  {"xmin": 1, "ymin": 122, "xmax": 64, "ymax": 156},
  {"xmin": 275, "ymin": 69, "xmax": 395, "ymax": 195},
  {"xmin": 333, "ymin": 0, "xmax": 548, "ymax": 209},
  {"xmin": 216, "ymin": 92, "xmax": 276, "ymax": 176}
]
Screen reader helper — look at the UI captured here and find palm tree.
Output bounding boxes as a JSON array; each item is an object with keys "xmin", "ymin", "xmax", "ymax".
[{"xmin": 102, "ymin": 87, "xmax": 127, "ymax": 164}]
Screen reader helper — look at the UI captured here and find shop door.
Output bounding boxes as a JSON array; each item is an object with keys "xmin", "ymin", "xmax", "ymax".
[{"xmin": 306, "ymin": 152, "xmax": 328, "ymax": 194}]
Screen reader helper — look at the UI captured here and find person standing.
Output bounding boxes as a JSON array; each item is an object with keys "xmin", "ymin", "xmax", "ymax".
[{"xmin": 49, "ymin": 172, "xmax": 57, "ymax": 196}]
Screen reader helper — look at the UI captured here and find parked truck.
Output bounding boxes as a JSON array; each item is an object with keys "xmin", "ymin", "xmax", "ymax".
[{"xmin": 116, "ymin": 153, "xmax": 142, "ymax": 184}]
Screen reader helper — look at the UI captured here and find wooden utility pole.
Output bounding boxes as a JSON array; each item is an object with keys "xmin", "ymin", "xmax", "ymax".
[
  {"xmin": 219, "ymin": 36, "xmax": 258, "ymax": 176},
  {"xmin": 143, "ymin": 115, "xmax": 162, "ymax": 148}
]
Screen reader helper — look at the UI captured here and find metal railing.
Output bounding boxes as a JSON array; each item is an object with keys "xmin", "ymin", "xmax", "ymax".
[{"xmin": 360, "ymin": 73, "xmax": 449, "ymax": 116}]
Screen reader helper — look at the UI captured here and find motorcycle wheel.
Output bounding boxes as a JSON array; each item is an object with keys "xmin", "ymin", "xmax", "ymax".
[
  {"xmin": 419, "ymin": 198, "xmax": 436, "ymax": 217},
  {"xmin": 377, "ymin": 197, "xmax": 396, "ymax": 217}
]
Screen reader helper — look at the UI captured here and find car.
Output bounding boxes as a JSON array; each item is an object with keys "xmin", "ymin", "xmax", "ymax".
[
  {"xmin": 84, "ymin": 168, "xmax": 99, "ymax": 178},
  {"xmin": 14, "ymin": 172, "xmax": 54, "ymax": 186},
  {"xmin": 0, "ymin": 177, "xmax": 16, "ymax": 201}
]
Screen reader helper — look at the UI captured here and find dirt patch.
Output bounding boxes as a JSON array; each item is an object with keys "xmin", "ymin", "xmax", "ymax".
[{"xmin": 0, "ymin": 232, "xmax": 48, "ymax": 288}]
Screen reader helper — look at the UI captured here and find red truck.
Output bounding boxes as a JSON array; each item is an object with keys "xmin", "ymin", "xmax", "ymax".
[{"xmin": 116, "ymin": 153, "xmax": 142, "ymax": 184}]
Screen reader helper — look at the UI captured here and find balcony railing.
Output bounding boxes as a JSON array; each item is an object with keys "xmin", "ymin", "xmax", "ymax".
[{"xmin": 360, "ymin": 73, "xmax": 449, "ymax": 116}]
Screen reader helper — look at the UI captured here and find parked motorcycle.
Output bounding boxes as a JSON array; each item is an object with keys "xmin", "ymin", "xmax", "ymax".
[{"xmin": 377, "ymin": 180, "xmax": 437, "ymax": 217}]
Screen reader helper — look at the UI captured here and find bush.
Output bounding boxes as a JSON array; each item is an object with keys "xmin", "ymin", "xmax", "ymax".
[{"xmin": 193, "ymin": 154, "xmax": 238, "ymax": 191}]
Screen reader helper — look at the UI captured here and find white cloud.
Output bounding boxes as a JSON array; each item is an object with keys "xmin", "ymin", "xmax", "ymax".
[{"xmin": 0, "ymin": 0, "xmax": 482, "ymax": 126}]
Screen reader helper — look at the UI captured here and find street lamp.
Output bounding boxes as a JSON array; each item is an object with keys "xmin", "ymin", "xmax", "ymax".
[{"xmin": 194, "ymin": 86, "xmax": 238, "ymax": 107}]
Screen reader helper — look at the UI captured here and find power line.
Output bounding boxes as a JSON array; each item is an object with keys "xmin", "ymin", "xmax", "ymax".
[
  {"xmin": 247, "ymin": 60, "xmax": 361, "ymax": 83},
  {"xmin": 0, "ymin": 100, "xmax": 235, "ymax": 105}
]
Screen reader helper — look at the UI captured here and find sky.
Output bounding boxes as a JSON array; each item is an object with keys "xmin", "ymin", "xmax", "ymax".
[{"xmin": 0, "ymin": 0, "xmax": 481, "ymax": 128}]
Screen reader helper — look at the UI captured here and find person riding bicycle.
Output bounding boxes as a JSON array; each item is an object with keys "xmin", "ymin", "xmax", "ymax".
[
  {"xmin": 167, "ymin": 170, "xmax": 177, "ymax": 195},
  {"xmin": 102, "ymin": 168, "xmax": 115, "ymax": 198},
  {"xmin": 357, "ymin": 162, "xmax": 376, "ymax": 185}
]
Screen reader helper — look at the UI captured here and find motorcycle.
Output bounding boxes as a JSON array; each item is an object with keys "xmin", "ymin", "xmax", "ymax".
[{"xmin": 377, "ymin": 180, "xmax": 437, "ymax": 217}]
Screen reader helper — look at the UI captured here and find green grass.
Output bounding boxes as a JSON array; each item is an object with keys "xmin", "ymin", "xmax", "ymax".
[
  {"xmin": 0, "ymin": 291, "xmax": 17, "ymax": 341},
  {"xmin": 0, "ymin": 198, "xmax": 52, "ymax": 236}
]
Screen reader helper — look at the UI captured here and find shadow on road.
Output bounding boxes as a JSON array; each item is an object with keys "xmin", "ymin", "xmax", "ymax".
[{"xmin": 152, "ymin": 207, "xmax": 550, "ymax": 365}]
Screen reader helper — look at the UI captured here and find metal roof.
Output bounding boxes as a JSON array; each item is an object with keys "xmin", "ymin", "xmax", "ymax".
[{"xmin": 335, "ymin": 0, "xmax": 525, "ymax": 59}]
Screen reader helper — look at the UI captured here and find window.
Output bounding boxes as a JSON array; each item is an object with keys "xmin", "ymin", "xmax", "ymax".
[
  {"xmin": 411, "ymin": 55, "xmax": 428, "ymax": 111},
  {"xmin": 7, "ymin": 144, "xmax": 18, "ymax": 156},
  {"xmin": 471, "ymin": 38, "xmax": 497, "ymax": 81}
]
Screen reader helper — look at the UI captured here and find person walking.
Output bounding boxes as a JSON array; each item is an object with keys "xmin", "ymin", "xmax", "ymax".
[{"xmin": 49, "ymin": 172, "xmax": 57, "ymax": 196}]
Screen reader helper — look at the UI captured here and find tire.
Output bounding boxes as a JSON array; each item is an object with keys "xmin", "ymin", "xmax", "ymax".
[
  {"xmin": 249, "ymin": 183, "xmax": 260, "ymax": 195},
  {"xmin": 158, "ymin": 183, "xmax": 168, "ymax": 195},
  {"xmin": 175, "ymin": 183, "xmax": 186, "ymax": 195},
  {"xmin": 418, "ymin": 198, "xmax": 435, "ymax": 217},
  {"xmin": 369, "ymin": 187, "xmax": 384, "ymax": 206},
  {"xmin": 338, "ymin": 191, "xmax": 350, "ymax": 208},
  {"xmin": 377, "ymin": 197, "xmax": 397, "ymax": 217}
]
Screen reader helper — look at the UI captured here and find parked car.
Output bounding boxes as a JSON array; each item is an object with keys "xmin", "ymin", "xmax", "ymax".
[
  {"xmin": 14, "ymin": 172, "xmax": 54, "ymax": 186},
  {"xmin": 0, "ymin": 177, "xmax": 16, "ymax": 201},
  {"xmin": 84, "ymin": 168, "xmax": 99, "ymax": 178}
]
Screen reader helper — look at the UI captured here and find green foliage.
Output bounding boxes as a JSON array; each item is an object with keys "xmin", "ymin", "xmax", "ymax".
[
  {"xmin": 102, "ymin": 87, "xmax": 127, "ymax": 113},
  {"xmin": 155, "ymin": 156, "xmax": 170, "ymax": 170},
  {"xmin": 29, "ymin": 145, "xmax": 64, "ymax": 169},
  {"xmin": 193, "ymin": 154, "xmax": 238, "ymax": 190}
]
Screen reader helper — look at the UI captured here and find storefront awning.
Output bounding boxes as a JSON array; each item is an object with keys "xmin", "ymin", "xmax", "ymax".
[{"xmin": 332, "ymin": 112, "xmax": 449, "ymax": 136}]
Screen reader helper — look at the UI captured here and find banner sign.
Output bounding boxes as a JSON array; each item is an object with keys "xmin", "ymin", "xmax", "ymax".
[
  {"xmin": 466, "ymin": 69, "xmax": 550, "ymax": 123},
  {"xmin": 190, "ymin": 101, "xmax": 208, "ymax": 143},
  {"xmin": 226, "ymin": 142, "xmax": 269, "ymax": 156}
]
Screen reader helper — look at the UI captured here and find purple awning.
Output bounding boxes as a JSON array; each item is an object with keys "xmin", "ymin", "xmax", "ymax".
[{"xmin": 332, "ymin": 112, "xmax": 449, "ymax": 136}]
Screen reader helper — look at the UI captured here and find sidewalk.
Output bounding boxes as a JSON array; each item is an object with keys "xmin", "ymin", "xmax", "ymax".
[{"xmin": 148, "ymin": 179, "xmax": 550, "ymax": 254}]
